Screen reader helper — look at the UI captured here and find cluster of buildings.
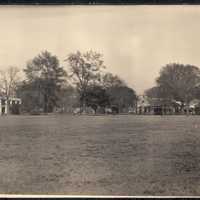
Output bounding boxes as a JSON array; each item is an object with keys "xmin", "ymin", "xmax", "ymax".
[
  {"xmin": 1, "ymin": 94, "xmax": 200, "ymax": 116},
  {"xmin": 136, "ymin": 95, "xmax": 200, "ymax": 115},
  {"xmin": 72, "ymin": 94, "xmax": 200, "ymax": 115}
]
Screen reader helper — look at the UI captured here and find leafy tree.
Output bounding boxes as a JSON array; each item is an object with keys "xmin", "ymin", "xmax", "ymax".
[
  {"xmin": 100, "ymin": 73, "xmax": 137, "ymax": 112},
  {"xmin": 102, "ymin": 72, "xmax": 126, "ymax": 89},
  {"xmin": 145, "ymin": 86, "xmax": 161, "ymax": 99},
  {"xmin": 57, "ymin": 84, "xmax": 79, "ymax": 113},
  {"xmin": 16, "ymin": 81, "xmax": 42, "ymax": 113},
  {"xmin": 107, "ymin": 86, "xmax": 137, "ymax": 113},
  {"xmin": 84, "ymin": 85, "xmax": 110, "ymax": 113},
  {"xmin": 101, "ymin": 73, "xmax": 137, "ymax": 112},
  {"xmin": 156, "ymin": 63, "xmax": 200, "ymax": 114},
  {"xmin": 145, "ymin": 86, "xmax": 171, "ymax": 100},
  {"xmin": 24, "ymin": 51, "xmax": 67, "ymax": 113},
  {"xmin": 65, "ymin": 50, "xmax": 105, "ymax": 112}
]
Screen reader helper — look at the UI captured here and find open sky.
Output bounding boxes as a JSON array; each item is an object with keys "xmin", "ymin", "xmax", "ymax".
[{"xmin": 0, "ymin": 5, "xmax": 200, "ymax": 94}]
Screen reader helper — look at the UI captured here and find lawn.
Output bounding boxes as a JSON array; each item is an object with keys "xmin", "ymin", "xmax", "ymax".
[{"xmin": 0, "ymin": 114, "xmax": 200, "ymax": 196}]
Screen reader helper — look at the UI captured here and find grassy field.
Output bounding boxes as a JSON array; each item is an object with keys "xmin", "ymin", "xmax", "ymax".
[{"xmin": 0, "ymin": 114, "xmax": 200, "ymax": 196}]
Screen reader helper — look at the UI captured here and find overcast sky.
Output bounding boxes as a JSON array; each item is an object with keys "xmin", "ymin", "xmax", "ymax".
[{"xmin": 0, "ymin": 5, "xmax": 200, "ymax": 94}]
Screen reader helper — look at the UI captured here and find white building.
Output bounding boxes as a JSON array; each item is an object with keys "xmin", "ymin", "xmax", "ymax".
[
  {"xmin": 0, "ymin": 97, "xmax": 21, "ymax": 115},
  {"xmin": 137, "ymin": 95, "xmax": 151, "ymax": 114}
]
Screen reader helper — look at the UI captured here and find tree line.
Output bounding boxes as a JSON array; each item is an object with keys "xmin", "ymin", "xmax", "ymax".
[
  {"xmin": 1, "ymin": 50, "xmax": 200, "ymax": 115},
  {"xmin": 1, "ymin": 50, "xmax": 137, "ymax": 114}
]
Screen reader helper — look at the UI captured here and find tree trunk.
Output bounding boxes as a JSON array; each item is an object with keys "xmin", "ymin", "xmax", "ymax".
[
  {"xmin": 6, "ymin": 98, "xmax": 10, "ymax": 115},
  {"xmin": 135, "ymin": 100, "xmax": 138, "ymax": 114},
  {"xmin": 186, "ymin": 102, "xmax": 190, "ymax": 116},
  {"xmin": 80, "ymin": 89, "xmax": 86, "ymax": 114},
  {"xmin": 181, "ymin": 102, "xmax": 185, "ymax": 115},
  {"xmin": 82, "ymin": 96, "xmax": 86, "ymax": 114},
  {"xmin": 44, "ymin": 94, "xmax": 48, "ymax": 113}
]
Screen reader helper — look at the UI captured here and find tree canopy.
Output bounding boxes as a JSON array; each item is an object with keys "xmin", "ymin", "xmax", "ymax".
[
  {"xmin": 65, "ymin": 50, "xmax": 105, "ymax": 110},
  {"xmin": 102, "ymin": 72, "xmax": 126, "ymax": 89},
  {"xmin": 23, "ymin": 51, "xmax": 67, "ymax": 112},
  {"xmin": 156, "ymin": 63, "xmax": 200, "ymax": 104}
]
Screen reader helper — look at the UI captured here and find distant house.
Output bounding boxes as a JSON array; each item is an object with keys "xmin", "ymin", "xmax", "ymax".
[
  {"xmin": 0, "ymin": 97, "xmax": 22, "ymax": 115},
  {"xmin": 148, "ymin": 98, "xmax": 182, "ymax": 115},
  {"xmin": 189, "ymin": 99, "xmax": 200, "ymax": 115},
  {"xmin": 137, "ymin": 95, "xmax": 182, "ymax": 115},
  {"xmin": 137, "ymin": 95, "xmax": 151, "ymax": 114}
]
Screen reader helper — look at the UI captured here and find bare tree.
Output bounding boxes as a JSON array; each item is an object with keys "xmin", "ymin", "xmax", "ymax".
[
  {"xmin": 0, "ymin": 66, "xmax": 21, "ymax": 113},
  {"xmin": 65, "ymin": 50, "xmax": 105, "ymax": 113}
]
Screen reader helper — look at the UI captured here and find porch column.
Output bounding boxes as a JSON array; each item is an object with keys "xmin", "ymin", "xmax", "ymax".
[
  {"xmin": 5, "ymin": 100, "xmax": 8, "ymax": 114},
  {"xmin": 0, "ymin": 99, "xmax": 2, "ymax": 115}
]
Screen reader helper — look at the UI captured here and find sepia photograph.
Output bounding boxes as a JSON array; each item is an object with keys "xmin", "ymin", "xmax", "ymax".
[{"xmin": 0, "ymin": 5, "xmax": 200, "ymax": 197}]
